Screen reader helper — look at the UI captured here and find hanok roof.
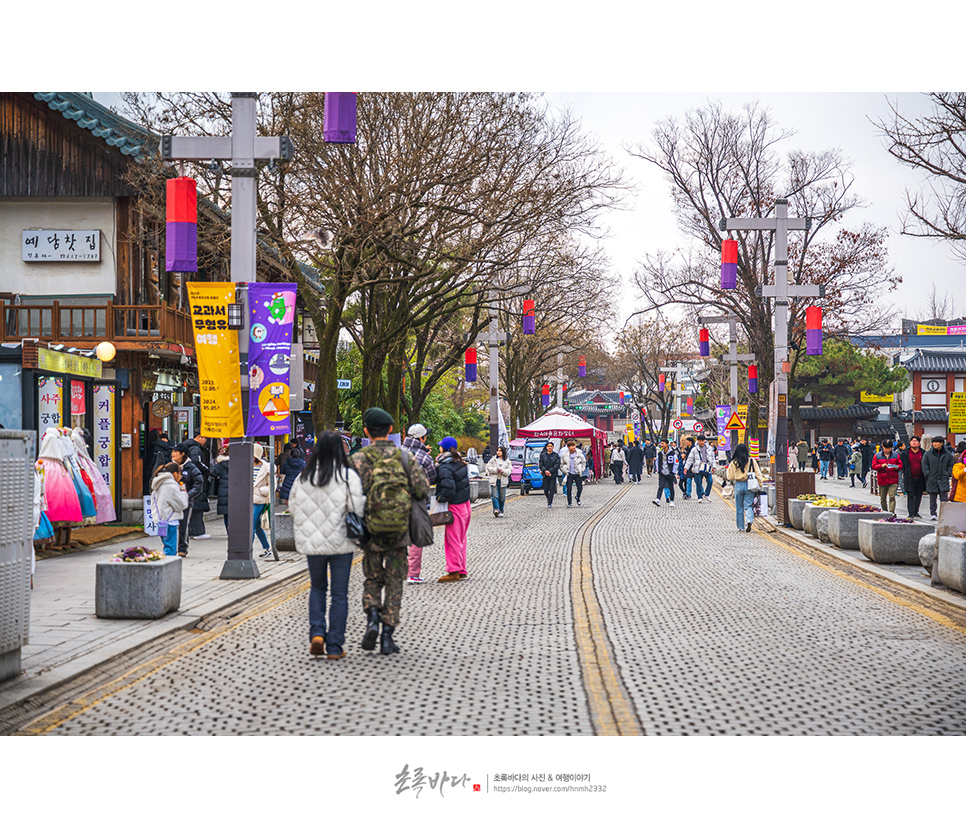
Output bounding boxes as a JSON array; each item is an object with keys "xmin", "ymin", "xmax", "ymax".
[
  {"xmin": 798, "ymin": 404, "xmax": 879, "ymax": 421},
  {"xmin": 34, "ymin": 92, "xmax": 151, "ymax": 159},
  {"xmin": 901, "ymin": 350, "xmax": 966, "ymax": 373}
]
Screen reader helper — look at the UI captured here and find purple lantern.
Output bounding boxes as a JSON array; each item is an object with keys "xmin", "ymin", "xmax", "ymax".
[
  {"xmin": 166, "ymin": 177, "xmax": 198, "ymax": 272},
  {"xmin": 541, "ymin": 383, "xmax": 550, "ymax": 407},
  {"xmin": 806, "ymin": 306, "xmax": 823, "ymax": 356},
  {"xmin": 721, "ymin": 239, "xmax": 737, "ymax": 290},
  {"xmin": 323, "ymin": 92, "xmax": 357, "ymax": 144},
  {"xmin": 465, "ymin": 348, "xmax": 477, "ymax": 382},
  {"xmin": 523, "ymin": 299, "xmax": 536, "ymax": 335}
]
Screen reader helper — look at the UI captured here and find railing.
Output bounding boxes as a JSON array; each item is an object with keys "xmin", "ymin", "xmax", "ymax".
[{"xmin": 0, "ymin": 300, "xmax": 192, "ymax": 345}]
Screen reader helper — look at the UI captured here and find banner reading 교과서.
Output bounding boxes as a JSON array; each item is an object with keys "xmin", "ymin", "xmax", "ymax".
[
  {"xmin": 187, "ymin": 282, "xmax": 244, "ymax": 437},
  {"xmin": 247, "ymin": 283, "xmax": 297, "ymax": 438}
]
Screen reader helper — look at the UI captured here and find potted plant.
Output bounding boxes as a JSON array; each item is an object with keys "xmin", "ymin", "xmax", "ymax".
[{"xmin": 95, "ymin": 545, "xmax": 182, "ymax": 619}]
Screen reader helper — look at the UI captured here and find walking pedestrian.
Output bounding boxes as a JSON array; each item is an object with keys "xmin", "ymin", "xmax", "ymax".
[
  {"xmin": 289, "ymin": 431, "xmax": 366, "ymax": 659},
  {"xmin": 170, "ymin": 443, "xmax": 204, "ymax": 557},
  {"xmin": 652, "ymin": 438, "xmax": 677, "ymax": 507},
  {"xmin": 796, "ymin": 439, "xmax": 810, "ymax": 472},
  {"xmin": 900, "ymin": 435, "xmax": 926, "ymax": 518},
  {"xmin": 486, "ymin": 445, "xmax": 512, "ymax": 517},
  {"xmin": 351, "ymin": 408, "xmax": 430, "ymax": 654},
  {"xmin": 871, "ymin": 438, "xmax": 903, "ymax": 514},
  {"xmin": 726, "ymin": 442, "xmax": 764, "ymax": 532},
  {"xmin": 679, "ymin": 435, "xmax": 694, "ymax": 499},
  {"xmin": 923, "ymin": 435, "xmax": 955, "ymax": 520},
  {"xmin": 181, "ymin": 434, "xmax": 211, "ymax": 540},
  {"xmin": 849, "ymin": 446, "xmax": 862, "ymax": 487},
  {"xmin": 560, "ymin": 438, "xmax": 586, "ymax": 507},
  {"xmin": 251, "ymin": 443, "xmax": 273, "ymax": 557},
  {"xmin": 584, "ymin": 446, "xmax": 595, "ymax": 484},
  {"xmin": 626, "ymin": 440, "xmax": 644, "ymax": 484},
  {"xmin": 151, "ymin": 461, "xmax": 189, "ymax": 557},
  {"xmin": 540, "ymin": 441, "xmax": 562, "ymax": 505},
  {"xmin": 810, "ymin": 445, "xmax": 819, "ymax": 472},
  {"xmin": 833, "ymin": 438, "xmax": 849, "ymax": 479},
  {"xmin": 857, "ymin": 438, "xmax": 873, "ymax": 488},
  {"xmin": 277, "ymin": 444, "xmax": 306, "ymax": 505},
  {"xmin": 685, "ymin": 433, "xmax": 715, "ymax": 503},
  {"xmin": 207, "ymin": 445, "xmax": 231, "ymax": 532},
  {"xmin": 643, "ymin": 438, "xmax": 656, "ymax": 476},
  {"xmin": 818, "ymin": 439, "xmax": 833, "ymax": 480},
  {"xmin": 402, "ymin": 423, "xmax": 437, "ymax": 584},
  {"xmin": 435, "ymin": 436, "xmax": 471, "ymax": 582},
  {"xmin": 603, "ymin": 443, "xmax": 613, "ymax": 478}
]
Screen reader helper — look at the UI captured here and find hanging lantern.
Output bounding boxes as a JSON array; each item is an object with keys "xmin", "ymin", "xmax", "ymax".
[
  {"xmin": 806, "ymin": 305, "xmax": 823, "ymax": 355},
  {"xmin": 541, "ymin": 383, "xmax": 550, "ymax": 407},
  {"xmin": 619, "ymin": 390, "xmax": 625, "ymax": 406},
  {"xmin": 686, "ymin": 396, "xmax": 693, "ymax": 413},
  {"xmin": 748, "ymin": 364, "xmax": 758, "ymax": 394},
  {"xmin": 465, "ymin": 348, "xmax": 478, "ymax": 382},
  {"xmin": 721, "ymin": 239, "xmax": 738, "ymax": 290},
  {"xmin": 323, "ymin": 93, "xmax": 357, "ymax": 143},
  {"xmin": 165, "ymin": 177, "xmax": 198, "ymax": 272},
  {"xmin": 699, "ymin": 328, "xmax": 710, "ymax": 357},
  {"xmin": 522, "ymin": 299, "xmax": 536, "ymax": 335},
  {"xmin": 578, "ymin": 355, "xmax": 586, "ymax": 378}
]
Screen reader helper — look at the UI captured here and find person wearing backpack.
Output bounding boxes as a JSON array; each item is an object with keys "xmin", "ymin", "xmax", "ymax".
[
  {"xmin": 350, "ymin": 408, "xmax": 430, "ymax": 655},
  {"xmin": 435, "ymin": 436, "xmax": 472, "ymax": 581}
]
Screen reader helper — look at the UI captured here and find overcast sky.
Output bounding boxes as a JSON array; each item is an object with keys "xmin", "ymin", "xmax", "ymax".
[{"xmin": 540, "ymin": 92, "xmax": 958, "ymax": 328}]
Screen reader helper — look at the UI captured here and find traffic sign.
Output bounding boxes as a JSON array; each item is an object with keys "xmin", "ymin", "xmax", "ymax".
[
  {"xmin": 693, "ymin": 422, "xmax": 703, "ymax": 432},
  {"xmin": 673, "ymin": 419, "xmax": 683, "ymax": 430},
  {"xmin": 337, "ymin": 379, "xmax": 352, "ymax": 390},
  {"xmin": 725, "ymin": 411, "xmax": 746, "ymax": 431}
]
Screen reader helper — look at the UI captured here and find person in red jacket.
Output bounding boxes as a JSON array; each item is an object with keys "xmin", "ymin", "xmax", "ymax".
[{"xmin": 871, "ymin": 438, "xmax": 903, "ymax": 514}]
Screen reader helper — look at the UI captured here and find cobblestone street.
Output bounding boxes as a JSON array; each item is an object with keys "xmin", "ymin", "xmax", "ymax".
[{"xmin": 15, "ymin": 478, "xmax": 966, "ymax": 735}]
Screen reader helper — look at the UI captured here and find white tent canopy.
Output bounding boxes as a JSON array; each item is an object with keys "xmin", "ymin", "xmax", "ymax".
[{"xmin": 516, "ymin": 407, "xmax": 605, "ymax": 440}]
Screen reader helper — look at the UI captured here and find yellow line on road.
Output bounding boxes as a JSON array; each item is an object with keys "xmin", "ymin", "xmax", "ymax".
[{"xmin": 571, "ymin": 485, "xmax": 643, "ymax": 736}]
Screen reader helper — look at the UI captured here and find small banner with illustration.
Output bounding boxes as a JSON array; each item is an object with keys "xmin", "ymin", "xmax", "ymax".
[
  {"xmin": 187, "ymin": 282, "xmax": 244, "ymax": 438},
  {"xmin": 247, "ymin": 283, "xmax": 297, "ymax": 438}
]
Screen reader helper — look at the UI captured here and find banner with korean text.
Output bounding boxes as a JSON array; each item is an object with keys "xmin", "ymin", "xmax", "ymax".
[
  {"xmin": 247, "ymin": 283, "xmax": 297, "ymax": 438},
  {"xmin": 186, "ymin": 282, "xmax": 244, "ymax": 438},
  {"xmin": 93, "ymin": 383, "xmax": 116, "ymax": 506}
]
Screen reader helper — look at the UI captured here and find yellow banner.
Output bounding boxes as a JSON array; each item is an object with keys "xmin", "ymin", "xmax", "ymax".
[
  {"xmin": 860, "ymin": 391, "xmax": 893, "ymax": 403},
  {"xmin": 950, "ymin": 392, "xmax": 966, "ymax": 433},
  {"xmin": 917, "ymin": 325, "xmax": 948, "ymax": 336},
  {"xmin": 187, "ymin": 282, "xmax": 244, "ymax": 438},
  {"xmin": 736, "ymin": 404, "xmax": 748, "ymax": 446}
]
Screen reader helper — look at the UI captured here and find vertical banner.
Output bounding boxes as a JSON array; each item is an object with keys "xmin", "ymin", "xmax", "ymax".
[
  {"xmin": 736, "ymin": 404, "xmax": 749, "ymax": 447},
  {"xmin": 93, "ymin": 383, "xmax": 116, "ymax": 506},
  {"xmin": 71, "ymin": 380, "xmax": 86, "ymax": 416},
  {"xmin": 716, "ymin": 405, "xmax": 731, "ymax": 452},
  {"xmin": 632, "ymin": 407, "xmax": 642, "ymax": 444},
  {"xmin": 187, "ymin": 282, "xmax": 244, "ymax": 438},
  {"xmin": 247, "ymin": 283, "xmax": 297, "ymax": 438},
  {"xmin": 38, "ymin": 376, "xmax": 64, "ymax": 429}
]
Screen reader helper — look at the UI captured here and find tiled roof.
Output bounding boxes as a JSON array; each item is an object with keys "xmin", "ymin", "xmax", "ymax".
[
  {"xmin": 901, "ymin": 350, "xmax": 966, "ymax": 372},
  {"xmin": 798, "ymin": 404, "xmax": 878, "ymax": 421},
  {"xmin": 34, "ymin": 92, "xmax": 151, "ymax": 159},
  {"xmin": 915, "ymin": 408, "xmax": 949, "ymax": 423}
]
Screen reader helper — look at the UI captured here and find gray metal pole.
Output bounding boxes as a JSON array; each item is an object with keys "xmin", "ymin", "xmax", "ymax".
[
  {"xmin": 557, "ymin": 351, "xmax": 563, "ymax": 409},
  {"xmin": 489, "ymin": 292, "xmax": 499, "ymax": 457}
]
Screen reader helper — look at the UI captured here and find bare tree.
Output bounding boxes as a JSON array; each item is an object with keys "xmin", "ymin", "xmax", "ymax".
[
  {"xmin": 627, "ymin": 100, "xmax": 901, "ymax": 433},
  {"xmin": 913, "ymin": 280, "xmax": 964, "ymax": 322}
]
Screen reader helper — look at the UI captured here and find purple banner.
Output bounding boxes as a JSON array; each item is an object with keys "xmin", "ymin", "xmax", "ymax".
[
  {"xmin": 716, "ymin": 405, "xmax": 731, "ymax": 452},
  {"xmin": 806, "ymin": 329, "xmax": 823, "ymax": 355},
  {"xmin": 247, "ymin": 283, "xmax": 297, "ymax": 438}
]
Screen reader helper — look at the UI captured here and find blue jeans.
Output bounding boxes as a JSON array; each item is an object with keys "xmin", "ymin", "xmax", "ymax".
[
  {"xmin": 160, "ymin": 521, "xmax": 179, "ymax": 556},
  {"xmin": 735, "ymin": 480, "xmax": 754, "ymax": 530},
  {"xmin": 819, "ymin": 460, "xmax": 830, "ymax": 478},
  {"xmin": 491, "ymin": 481, "xmax": 506, "ymax": 513},
  {"xmin": 253, "ymin": 504, "xmax": 270, "ymax": 549},
  {"xmin": 306, "ymin": 553, "xmax": 353, "ymax": 652},
  {"xmin": 693, "ymin": 471, "xmax": 712, "ymax": 499}
]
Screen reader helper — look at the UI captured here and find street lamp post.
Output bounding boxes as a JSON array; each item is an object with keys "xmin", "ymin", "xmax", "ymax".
[{"xmin": 720, "ymin": 199, "xmax": 820, "ymax": 474}]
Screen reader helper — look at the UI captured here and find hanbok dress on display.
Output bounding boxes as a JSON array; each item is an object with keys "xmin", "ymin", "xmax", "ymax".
[
  {"xmin": 60, "ymin": 429, "xmax": 96, "ymax": 525},
  {"xmin": 36, "ymin": 428, "xmax": 82, "ymax": 527},
  {"xmin": 71, "ymin": 427, "xmax": 116, "ymax": 523}
]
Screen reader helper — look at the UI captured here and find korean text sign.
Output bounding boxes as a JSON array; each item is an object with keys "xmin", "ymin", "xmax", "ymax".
[
  {"xmin": 186, "ymin": 283, "xmax": 244, "ymax": 438},
  {"xmin": 93, "ymin": 384, "xmax": 115, "ymax": 505},
  {"xmin": 247, "ymin": 283, "xmax": 297, "ymax": 438}
]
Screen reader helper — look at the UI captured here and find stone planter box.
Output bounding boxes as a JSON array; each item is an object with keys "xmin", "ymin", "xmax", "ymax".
[
  {"xmin": 827, "ymin": 509, "xmax": 894, "ymax": 550},
  {"xmin": 475, "ymin": 479, "xmax": 491, "ymax": 499},
  {"xmin": 919, "ymin": 533, "xmax": 938, "ymax": 570},
  {"xmin": 858, "ymin": 519, "xmax": 936, "ymax": 565},
  {"xmin": 802, "ymin": 503, "xmax": 830, "ymax": 538},
  {"xmin": 95, "ymin": 556, "xmax": 182, "ymax": 619},
  {"xmin": 937, "ymin": 536, "xmax": 966, "ymax": 593},
  {"xmin": 766, "ymin": 485, "xmax": 777, "ymax": 517},
  {"xmin": 469, "ymin": 480, "xmax": 480, "ymax": 502},
  {"xmin": 274, "ymin": 511, "xmax": 295, "ymax": 551},
  {"xmin": 789, "ymin": 499, "xmax": 811, "ymax": 531}
]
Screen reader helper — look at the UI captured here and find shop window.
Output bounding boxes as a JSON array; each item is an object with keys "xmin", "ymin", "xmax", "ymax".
[{"xmin": 0, "ymin": 363, "xmax": 23, "ymax": 429}]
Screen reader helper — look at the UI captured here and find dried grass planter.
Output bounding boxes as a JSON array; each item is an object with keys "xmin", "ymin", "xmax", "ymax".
[
  {"xmin": 95, "ymin": 555, "xmax": 182, "ymax": 619},
  {"xmin": 857, "ymin": 519, "xmax": 936, "ymax": 565}
]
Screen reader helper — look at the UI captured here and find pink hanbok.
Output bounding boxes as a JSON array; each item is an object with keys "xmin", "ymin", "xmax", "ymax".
[
  {"xmin": 72, "ymin": 428, "xmax": 116, "ymax": 523},
  {"xmin": 36, "ymin": 429, "xmax": 82, "ymax": 526}
]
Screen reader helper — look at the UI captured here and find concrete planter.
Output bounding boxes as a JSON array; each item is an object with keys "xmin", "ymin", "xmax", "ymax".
[
  {"xmin": 827, "ymin": 510, "xmax": 894, "ymax": 550},
  {"xmin": 789, "ymin": 499, "xmax": 811, "ymax": 531},
  {"xmin": 95, "ymin": 556, "xmax": 182, "ymax": 619},
  {"xmin": 469, "ymin": 480, "xmax": 480, "ymax": 502},
  {"xmin": 802, "ymin": 503, "xmax": 830, "ymax": 538},
  {"xmin": 474, "ymin": 479, "xmax": 491, "ymax": 499},
  {"xmin": 919, "ymin": 533, "xmax": 938, "ymax": 570},
  {"xmin": 858, "ymin": 519, "xmax": 936, "ymax": 565},
  {"xmin": 937, "ymin": 536, "xmax": 966, "ymax": 593},
  {"xmin": 766, "ymin": 485, "xmax": 777, "ymax": 517},
  {"xmin": 274, "ymin": 511, "xmax": 295, "ymax": 551}
]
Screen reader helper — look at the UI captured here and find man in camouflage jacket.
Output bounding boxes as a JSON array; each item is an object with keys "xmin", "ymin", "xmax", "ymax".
[{"xmin": 351, "ymin": 408, "xmax": 429, "ymax": 655}]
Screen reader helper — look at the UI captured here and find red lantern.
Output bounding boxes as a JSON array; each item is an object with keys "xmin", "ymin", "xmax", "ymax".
[
  {"xmin": 721, "ymin": 239, "xmax": 738, "ymax": 290},
  {"xmin": 465, "ymin": 348, "xmax": 478, "ymax": 382},
  {"xmin": 806, "ymin": 305, "xmax": 823, "ymax": 356},
  {"xmin": 748, "ymin": 363, "xmax": 758, "ymax": 394},
  {"xmin": 523, "ymin": 299, "xmax": 536, "ymax": 335},
  {"xmin": 541, "ymin": 383, "xmax": 550, "ymax": 407},
  {"xmin": 578, "ymin": 355, "xmax": 586, "ymax": 378},
  {"xmin": 699, "ymin": 328, "xmax": 710, "ymax": 357},
  {"xmin": 658, "ymin": 373, "xmax": 665, "ymax": 389},
  {"xmin": 166, "ymin": 177, "xmax": 198, "ymax": 272}
]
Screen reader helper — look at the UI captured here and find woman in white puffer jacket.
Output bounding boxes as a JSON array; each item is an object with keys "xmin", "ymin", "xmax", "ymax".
[{"xmin": 289, "ymin": 431, "xmax": 366, "ymax": 660}]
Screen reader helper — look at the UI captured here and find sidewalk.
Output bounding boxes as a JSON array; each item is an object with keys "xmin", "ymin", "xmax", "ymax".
[{"xmin": 0, "ymin": 522, "xmax": 307, "ymax": 713}]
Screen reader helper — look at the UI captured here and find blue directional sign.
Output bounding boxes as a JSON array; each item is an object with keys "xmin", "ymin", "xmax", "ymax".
[{"xmin": 337, "ymin": 379, "xmax": 352, "ymax": 390}]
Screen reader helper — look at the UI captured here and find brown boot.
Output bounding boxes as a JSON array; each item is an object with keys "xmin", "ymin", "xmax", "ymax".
[{"xmin": 437, "ymin": 572, "xmax": 462, "ymax": 583}]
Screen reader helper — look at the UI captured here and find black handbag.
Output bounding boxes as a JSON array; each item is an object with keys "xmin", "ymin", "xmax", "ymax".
[
  {"xmin": 344, "ymin": 473, "xmax": 368, "ymax": 545},
  {"xmin": 401, "ymin": 451, "xmax": 434, "ymax": 547}
]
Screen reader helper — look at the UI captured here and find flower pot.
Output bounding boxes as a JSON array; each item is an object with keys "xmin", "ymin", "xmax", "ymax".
[
  {"xmin": 827, "ymin": 509, "xmax": 894, "ymax": 550},
  {"xmin": 95, "ymin": 555, "xmax": 182, "ymax": 619},
  {"xmin": 858, "ymin": 519, "xmax": 936, "ymax": 565}
]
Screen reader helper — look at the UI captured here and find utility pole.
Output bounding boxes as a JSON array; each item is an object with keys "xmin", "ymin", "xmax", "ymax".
[
  {"xmin": 476, "ymin": 290, "xmax": 508, "ymax": 457},
  {"xmin": 698, "ymin": 314, "xmax": 756, "ymax": 452},
  {"xmin": 161, "ymin": 93, "xmax": 294, "ymax": 580},
  {"xmin": 556, "ymin": 351, "xmax": 564, "ymax": 409},
  {"xmin": 720, "ymin": 199, "xmax": 818, "ymax": 473}
]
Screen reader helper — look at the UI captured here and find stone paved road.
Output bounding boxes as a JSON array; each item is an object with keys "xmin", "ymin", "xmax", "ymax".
[{"xmin": 21, "ymin": 478, "xmax": 966, "ymax": 735}]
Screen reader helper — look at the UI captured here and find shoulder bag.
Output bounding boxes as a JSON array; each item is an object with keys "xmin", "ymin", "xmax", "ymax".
[
  {"xmin": 401, "ymin": 451, "xmax": 434, "ymax": 546},
  {"xmin": 746, "ymin": 463, "xmax": 761, "ymax": 493},
  {"xmin": 344, "ymin": 470, "xmax": 368, "ymax": 545}
]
